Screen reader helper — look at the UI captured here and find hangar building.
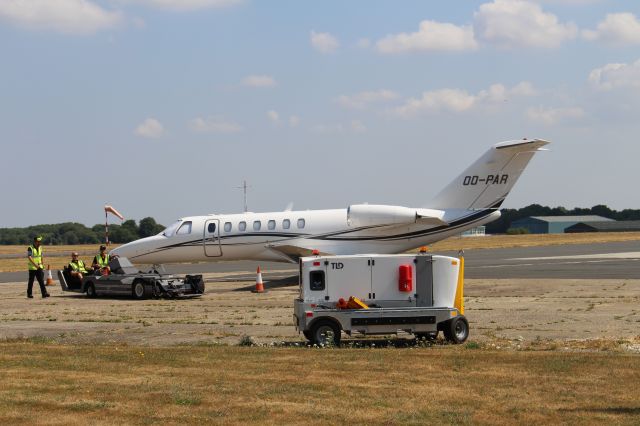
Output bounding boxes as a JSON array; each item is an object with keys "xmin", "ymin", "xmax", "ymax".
[
  {"xmin": 510, "ymin": 215, "xmax": 614, "ymax": 234},
  {"xmin": 565, "ymin": 220, "xmax": 640, "ymax": 233}
]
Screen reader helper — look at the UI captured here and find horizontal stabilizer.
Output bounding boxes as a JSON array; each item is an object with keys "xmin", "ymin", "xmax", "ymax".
[{"xmin": 415, "ymin": 208, "xmax": 449, "ymax": 227}]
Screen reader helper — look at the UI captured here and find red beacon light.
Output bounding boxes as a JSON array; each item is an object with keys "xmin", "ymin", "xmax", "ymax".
[{"xmin": 312, "ymin": 249, "xmax": 320, "ymax": 256}]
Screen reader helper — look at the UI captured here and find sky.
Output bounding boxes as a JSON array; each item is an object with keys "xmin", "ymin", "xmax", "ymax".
[{"xmin": 1, "ymin": 0, "xmax": 639, "ymax": 228}]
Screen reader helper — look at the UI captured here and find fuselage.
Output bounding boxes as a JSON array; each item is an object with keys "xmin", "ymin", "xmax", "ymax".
[
  {"xmin": 111, "ymin": 138, "xmax": 549, "ymax": 265},
  {"xmin": 111, "ymin": 207, "xmax": 501, "ymax": 264}
]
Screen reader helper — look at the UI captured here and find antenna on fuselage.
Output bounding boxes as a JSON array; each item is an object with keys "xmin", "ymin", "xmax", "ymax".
[{"xmin": 236, "ymin": 180, "xmax": 251, "ymax": 212}]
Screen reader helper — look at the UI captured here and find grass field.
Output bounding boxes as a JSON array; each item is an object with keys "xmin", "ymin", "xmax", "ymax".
[
  {"xmin": 0, "ymin": 341, "xmax": 638, "ymax": 425},
  {"xmin": 1, "ymin": 232, "xmax": 639, "ymax": 272}
]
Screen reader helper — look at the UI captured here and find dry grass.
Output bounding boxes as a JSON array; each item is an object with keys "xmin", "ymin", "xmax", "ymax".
[
  {"xmin": 1, "ymin": 232, "xmax": 639, "ymax": 272},
  {"xmin": 428, "ymin": 231, "xmax": 640, "ymax": 252},
  {"xmin": 0, "ymin": 341, "xmax": 638, "ymax": 425},
  {"xmin": 0, "ymin": 245, "xmax": 120, "ymax": 272}
]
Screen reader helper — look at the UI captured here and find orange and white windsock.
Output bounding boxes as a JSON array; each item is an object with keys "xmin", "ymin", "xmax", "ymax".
[{"xmin": 104, "ymin": 205, "xmax": 124, "ymax": 221}]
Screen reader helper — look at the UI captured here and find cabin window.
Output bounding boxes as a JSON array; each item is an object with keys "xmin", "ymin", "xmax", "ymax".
[
  {"xmin": 207, "ymin": 223, "xmax": 216, "ymax": 233},
  {"xmin": 176, "ymin": 221, "xmax": 192, "ymax": 235},
  {"xmin": 297, "ymin": 218, "xmax": 306, "ymax": 229},
  {"xmin": 309, "ymin": 270, "xmax": 325, "ymax": 291},
  {"xmin": 253, "ymin": 220, "xmax": 261, "ymax": 231},
  {"xmin": 283, "ymin": 219, "xmax": 290, "ymax": 229},
  {"xmin": 268, "ymin": 220, "xmax": 275, "ymax": 230},
  {"xmin": 224, "ymin": 222, "xmax": 232, "ymax": 232},
  {"xmin": 239, "ymin": 221, "xmax": 246, "ymax": 232}
]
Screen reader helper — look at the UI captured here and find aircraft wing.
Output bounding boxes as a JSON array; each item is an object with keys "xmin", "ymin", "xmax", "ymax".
[{"xmin": 265, "ymin": 243, "xmax": 333, "ymax": 263}]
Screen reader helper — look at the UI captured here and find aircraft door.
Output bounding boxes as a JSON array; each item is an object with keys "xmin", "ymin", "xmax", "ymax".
[{"xmin": 204, "ymin": 219, "xmax": 222, "ymax": 257}]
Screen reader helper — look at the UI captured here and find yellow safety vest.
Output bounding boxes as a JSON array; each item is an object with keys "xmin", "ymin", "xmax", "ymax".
[
  {"xmin": 69, "ymin": 260, "xmax": 88, "ymax": 274},
  {"xmin": 28, "ymin": 245, "xmax": 43, "ymax": 270},
  {"xmin": 96, "ymin": 253, "xmax": 109, "ymax": 268}
]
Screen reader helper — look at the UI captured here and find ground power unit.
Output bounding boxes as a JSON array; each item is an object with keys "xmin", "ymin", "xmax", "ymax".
[{"xmin": 294, "ymin": 253, "xmax": 469, "ymax": 346}]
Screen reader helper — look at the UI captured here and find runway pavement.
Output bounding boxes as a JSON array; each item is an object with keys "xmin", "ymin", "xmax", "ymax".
[{"xmin": 1, "ymin": 240, "xmax": 638, "ymax": 283}]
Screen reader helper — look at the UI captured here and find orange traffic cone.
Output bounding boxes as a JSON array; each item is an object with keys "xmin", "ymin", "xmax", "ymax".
[
  {"xmin": 252, "ymin": 266, "xmax": 265, "ymax": 293},
  {"xmin": 46, "ymin": 265, "xmax": 54, "ymax": 286}
]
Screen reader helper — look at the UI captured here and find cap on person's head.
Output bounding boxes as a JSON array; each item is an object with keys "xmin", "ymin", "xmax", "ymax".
[
  {"xmin": 99, "ymin": 245, "xmax": 106, "ymax": 251},
  {"xmin": 72, "ymin": 252, "xmax": 79, "ymax": 257},
  {"xmin": 34, "ymin": 236, "xmax": 42, "ymax": 242}
]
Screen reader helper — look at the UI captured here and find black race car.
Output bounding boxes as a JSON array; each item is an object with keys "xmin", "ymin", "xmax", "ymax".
[{"xmin": 57, "ymin": 257, "xmax": 204, "ymax": 299}]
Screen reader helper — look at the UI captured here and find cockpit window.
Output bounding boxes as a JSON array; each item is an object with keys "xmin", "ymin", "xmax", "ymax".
[
  {"xmin": 176, "ymin": 221, "xmax": 192, "ymax": 235},
  {"xmin": 161, "ymin": 220, "xmax": 182, "ymax": 237}
]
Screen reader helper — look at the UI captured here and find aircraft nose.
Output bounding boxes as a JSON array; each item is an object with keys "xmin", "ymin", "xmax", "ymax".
[
  {"xmin": 110, "ymin": 235, "xmax": 163, "ymax": 262},
  {"xmin": 110, "ymin": 242, "xmax": 138, "ymax": 259}
]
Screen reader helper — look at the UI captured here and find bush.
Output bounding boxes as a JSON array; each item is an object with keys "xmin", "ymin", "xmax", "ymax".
[{"xmin": 506, "ymin": 227, "xmax": 530, "ymax": 235}]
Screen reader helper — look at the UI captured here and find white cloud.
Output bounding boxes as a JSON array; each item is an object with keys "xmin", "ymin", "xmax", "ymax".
[
  {"xmin": 509, "ymin": 81, "xmax": 537, "ymax": 96},
  {"xmin": 288, "ymin": 115, "xmax": 300, "ymax": 127},
  {"xmin": 393, "ymin": 82, "xmax": 536, "ymax": 118},
  {"xmin": 526, "ymin": 106, "xmax": 584, "ymax": 125},
  {"xmin": 535, "ymin": 0, "xmax": 601, "ymax": 4},
  {"xmin": 266, "ymin": 110, "xmax": 279, "ymax": 124},
  {"xmin": 376, "ymin": 20, "xmax": 477, "ymax": 53},
  {"xmin": 123, "ymin": 0, "xmax": 243, "ymax": 11},
  {"xmin": 134, "ymin": 118, "xmax": 164, "ymax": 139},
  {"xmin": 582, "ymin": 13, "xmax": 640, "ymax": 45},
  {"xmin": 473, "ymin": 0, "xmax": 577, "ymax": 48},
  {"xmin": 336, "ymin": 90, "xmax": 400, "ymax": 109},
  {"xmin": 0, "ymin": 0, "xmax": 122, "ymax": 34},
  {"xmin": 310, "ymin": 30, "xmax": 339, "ymax": 53},
  {"xmin": 188, "ymin": 116, "xmax": 242, "ymax": 133},
  {"xmin": 355, "ymin": 38, "xmax": 371, "ymax": 49},
  {"xmin": 588, "ymin": 60, "xmax": 640, "ymax": 90},
  {"xmin": 242, "ymin": 75, "xmax": 276, "ymax": 88}
]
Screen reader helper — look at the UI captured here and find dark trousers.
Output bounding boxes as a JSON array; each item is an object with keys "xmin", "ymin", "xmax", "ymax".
[{"xmin": 27, "ymin": 269, "xmax": 47, "ymax": 296}]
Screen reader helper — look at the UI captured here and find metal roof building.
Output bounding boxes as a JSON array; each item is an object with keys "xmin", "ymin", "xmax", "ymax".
[
  {"xmin": 565, "ymin": 220, "xmax": 640, "ymax": 233},
  {"xmin": 510, "ymin": 215, "xmax": 615, "ymax": 234}
]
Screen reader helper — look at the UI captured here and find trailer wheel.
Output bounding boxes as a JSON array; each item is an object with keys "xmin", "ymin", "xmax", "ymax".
[
  {"xmin": 303, "ymin": 330, "xmax": 313, "ymax": 341},
  {"xmin": 132, "ymin": 280, "xmax": 151, "ymax": 300},
  {"xmin": 311, "ymin": 321, "xmax": 341, "ymax": 347},
  {"xmin": 86, "ymin": 282, "xmax": 97, "ymax": 298},
  {"xmin": 443, "ymin": 316, "xmax": 469, "ymax": 344}
]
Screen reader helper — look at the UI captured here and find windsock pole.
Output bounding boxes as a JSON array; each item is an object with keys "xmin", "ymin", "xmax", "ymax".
[{"xmin": 105, "ymin": 209, "xmax": 109, "ymax": 246}]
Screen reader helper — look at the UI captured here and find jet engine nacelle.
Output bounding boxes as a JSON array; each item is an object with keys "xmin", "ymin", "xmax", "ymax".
[{"xmin": 347, "ymin": 204, "xmax": 446, "ymax": 228}]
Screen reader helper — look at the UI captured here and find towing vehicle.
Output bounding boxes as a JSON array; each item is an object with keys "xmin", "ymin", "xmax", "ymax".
[
  {"xmin": 294, "ymin": 252, "xmax": 468, "ymax": 346},
  {"xmin": 57, "ymin": 257, "xmax": 204, "ymax": 299}
]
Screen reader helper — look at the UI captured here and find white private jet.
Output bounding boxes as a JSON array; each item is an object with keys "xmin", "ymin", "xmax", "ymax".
[{"xmin": 112, "ymin": 139, "xmax": 549, "ymax": 264}]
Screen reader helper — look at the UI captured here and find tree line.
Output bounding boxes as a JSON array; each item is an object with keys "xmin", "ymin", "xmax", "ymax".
[
  {"xmin": 0, "ymin": 218, "xmax": 165, "ymax": 245},
  {"xmin": 486, "ymin": 204, "xmax": 640, "ymax": 234}
]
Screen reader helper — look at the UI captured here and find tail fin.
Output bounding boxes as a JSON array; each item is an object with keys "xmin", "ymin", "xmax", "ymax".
[{"xmin": 429, "ymin": 139, "xmax": 549, "ymax": 210}]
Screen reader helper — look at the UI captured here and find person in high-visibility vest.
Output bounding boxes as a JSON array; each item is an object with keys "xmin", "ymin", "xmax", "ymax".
[
  {"xmin": 27, "ymin": 236, "xmax": 49, "ymax": 298},
  {"xmin": 68, "ymin": 252, "xmax": 91, "ymax": 286},
  {"xmin": 92, "ymin": 245, "xmax": 111, "ymax": 275}
]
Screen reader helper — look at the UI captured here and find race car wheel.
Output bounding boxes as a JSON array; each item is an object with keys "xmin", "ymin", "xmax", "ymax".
[
  {"xmin": 86, "ymin": 282, "xmax": 97, "ymax": 298},
  {"xmin": 132, "ymin": 281, "xmax": 148, "ymax": 300}
]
